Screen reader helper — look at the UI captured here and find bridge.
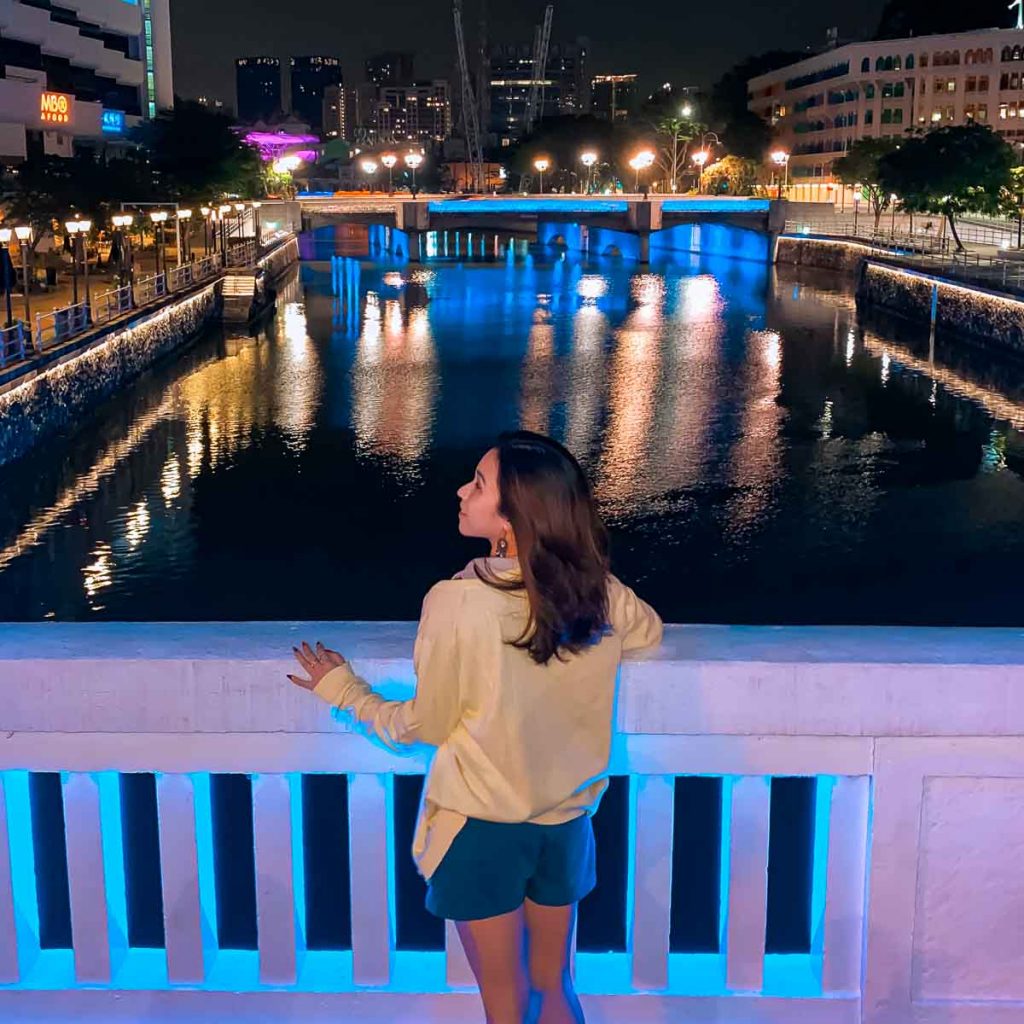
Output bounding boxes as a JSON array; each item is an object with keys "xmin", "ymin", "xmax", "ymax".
[{"xmin": 298, "ymin": 195, "xmax": 795, "ymax": 263}]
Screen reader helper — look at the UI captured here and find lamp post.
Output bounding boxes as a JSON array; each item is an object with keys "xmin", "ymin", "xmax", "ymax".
[
  {"xmin": 381, "ymin": 153, "xmax": 397, "ymax": 193},
  {"xmin": 629, "ymin": 149, "xmax": 656, "ymax": 196},
  {"xmin": 0, "ymin": 229, "xmax": 13, "ymax": 327},
  {"xmin": 853, "ymin": 188, "xmax": 862, "ymax": 235},
  {"xmin": 405, "ymin": 151, "xmax": 423, "ymax": 195},
  {"xmin": 890, "ymin": 193, "xmax": 899, "ymax": 238},
  {"xmin": 691, "ymin": 149, "xmax": 709, "ymax": 194},
  {"xmin": 64, "ymin": 219, "xmax": 83, "ymax": 307},
  {"xmin": 149, "ymin": 211, "xmax": 168, "ymax": 279},
  {"xmin": 771, "ymin": 150, "xmax": 790, "ymax": 199},
  {"xmin": 111, "ymin": 214, "xmax": 134, "ymax": 302},
  {"xmin": 234, "ymin": 203, "xmax": 246, "ymax": 249},
  {"xmin": 14, "ymin": 225, "xmax": 31, "ymax": 325},
  {"xmin": 251, "ymin": 201, "xmax": 262, "ymax": 249},
  {"xmin": 200, "ymin": 206, "xmax": 211, "ymax": 255},
  {"xmin": 176, "ymin": 208, "xmax": 192, "ymax": 266},
  {"xmin": 218, "ymin": 205, "xmax": 231, "ymax": 255},
  {"xmin": 580, "ymin": 150, "xmax": 597, "ymax": 194},
  {"xmin": 534, "ymin": 157, "xmax": 550, "ymax": 195},
  {"xmin": 361, "ymin": 159, "xmax": 379, "ymax": 193}
]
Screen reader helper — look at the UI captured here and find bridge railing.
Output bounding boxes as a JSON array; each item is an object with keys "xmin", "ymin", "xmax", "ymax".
[{"xmin": 1, "ymin": 622, "xmax": 1020, "ymax": 1023}]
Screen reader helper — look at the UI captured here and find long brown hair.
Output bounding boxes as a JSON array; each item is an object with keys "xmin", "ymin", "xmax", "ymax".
[{"xmin": 476, "ymin": 431, "xmax": 610, "ymax": 665}]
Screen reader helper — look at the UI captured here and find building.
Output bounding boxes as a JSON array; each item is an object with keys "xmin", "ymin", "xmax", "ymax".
[
  {"xmin": 489, "ymin": 38, "xmax": 589, "ymax": 145},
  {"xmin": 374, "ymin": 80, "xmax": 451, "ymax": 142},
  {"xmin": 235, "ymin": 56, "xmax": 281, "ymax": 123},
  {"xmin": 323, "ymin": 84, "xmax": 360, "ymax": 141},
  {"xmin": 0, "ymin": 0, "xmax": 172, "ymax": 161},
  {"xmin": 365, "ymin": 52, "xmax": 414, "ymax": 88},
  {"xmin": 290, "ymin": 56, "xmax": 342, "ymax": 135},
  {"xmin": 591, "ymin": 73, "xmax": 637, "ymax": 121},
  {"xmin": 748, "ymin": 26, "xmax": 1024, "ymax": 202}
]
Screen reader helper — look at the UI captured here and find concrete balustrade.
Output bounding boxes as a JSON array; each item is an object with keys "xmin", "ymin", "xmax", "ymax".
[{"xmin": 0, "ymin": 622, "xmax": 1022, "ymax": 1023}]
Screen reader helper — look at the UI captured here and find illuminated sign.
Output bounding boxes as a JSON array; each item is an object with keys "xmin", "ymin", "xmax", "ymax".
[
  {"xmin": 102, "ymin": 109, "xmax": 125, "ymax": 134},
  {"xmin": 40, "ymin": 91, "xmax": 72, "ymax": 125}
]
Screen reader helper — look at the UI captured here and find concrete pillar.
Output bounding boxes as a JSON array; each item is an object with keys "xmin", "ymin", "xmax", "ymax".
[
  {"xmin": 639, "ymin": 232, "xmax": 650, "ymax": 265},
  {"xmin": 408, "ymin": 230, "xmax": 422, "ymax": 263}
]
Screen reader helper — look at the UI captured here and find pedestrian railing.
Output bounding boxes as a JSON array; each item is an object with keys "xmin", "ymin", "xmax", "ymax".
[
  {"xmin": 34, "ymin": 301, "xmax": 89, "ymax": 352},
  {"xmin": 90, "ymin": 285, "xmax": 133, "ymax": 326},
  {"xmin": 226, "ymin": 239, "xmax": 257, "ymax": 267},
  {"xmin": 0, "ymin": 320, "xmax": 29, "ymax": 368}
]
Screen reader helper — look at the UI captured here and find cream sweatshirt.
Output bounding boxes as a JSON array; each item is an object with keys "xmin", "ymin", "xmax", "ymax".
[{"xmin": 312, "ymin": 558, "xmax": 664, "ymax": 880}]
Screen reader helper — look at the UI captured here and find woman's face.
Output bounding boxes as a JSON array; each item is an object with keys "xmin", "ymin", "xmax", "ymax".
[{"xmin": 457, "ymin": 448, "xmax": 507, "ymax": 541}]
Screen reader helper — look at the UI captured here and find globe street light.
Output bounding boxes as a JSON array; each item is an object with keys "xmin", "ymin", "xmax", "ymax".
[
  {"xmin": 65, "ymin": 218, "xmax": 91, "ymax": 308},
  {"xmin": 771, "ymin": 149, "xmax": 790, "ymax": 199},
  {"xmin": 405, "ymin": 151, "xmax": 423, "ymax": 195},
  {"xmin": 14, "ymin": 225, "xmax": 31, "ymax": 325},
  {"xmin": 681, "ymin": 103, "xmax": 693, "ymax": 118},
  {"xmin": 149, "ymin": 210, "xmax": 169, "ymax": 278},
  {"xmin": 111, "ymin": 214, "xmax": 134, "ymax": 298},
  {"xmin": 534, "ymin": 157, "xmax": 550, "ymax": 195},
  {"xmin": 176, "ymin": 208, "xmax": 192, "ymax": 266},
  {"xmin": 361, "ymin": 158, "xmax": 379, "ymax": 193},
  {"xmin": 580, "ymin": 150, "xmax": 597, "ymax": 194},
  {"xmin": 629, "ymin": 149, "xmax": 655, "ymax": 195},
  {"xmin": 692, "ymin": 149, "xmax": 710, "ymax": 194},
  {"xmin": 381, "ymin": 153, "xmax": 398, "ymax": 193}
]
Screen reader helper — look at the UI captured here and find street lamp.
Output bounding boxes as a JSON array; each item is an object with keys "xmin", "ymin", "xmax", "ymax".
[
  {"xmin": 111, "ymin": 214, "xmax": 134, "ymax": 298},
  {"xmin": 890, "ymin": 193, "xmax": 899, "ymax": 238},
  {"xmin": 580, "ymin": 150, "xmax": 597, "ymax": 194},
  {"xmin": 218, "ymin": 204, "xmax": 231, "ymax": 254},
  {"xmin": 65, "ymin": 218, "xmax": 91, "ymax": 310},
  {"xmin": 771, "ymin": 150, "xmax": 790, "ymax": 199},
  {"xmin": 0, "ymin": 228, "xmax": 14, "ymax": 327},
  {"xmin": 251, "ymin": 200, "xmax": 262, "ymax": 249},
  {"xmin": 361, "ymin": 159, "xmax": 379, "ymax": 193},
  {"xmin": 200, "ymin": 206, "xmax": 211, "ymax": 255},
  {"xmin": 681, "ymin": 103, "xmax": 693, "ymax": 118},
  {"xmin": 381, "ymin": 153, "xmax": 398, "ymax": 193},
  {"xmin": 534, "ymin": 157, "xmax": 550, "ymax": 194},
  {"xmin": 176, "ymin": 208, "xmax": 192, "ymax": 266},
  {"xmin": 692, "ymin": 150, "xmax": 709, "ymax": 194},
  {"xmin": 629, "ymin": 149, "xmax": 656, "ymax": 196},
  {"xmin": 404, "ymin": 151, "xmax": 423, "ymax": 195},
  {"xmin": 149, "ymin": 210, "xmax": 168, "ymax": 278},
  {"xmin": 14, "ymin": 225, "xmax": 31, "ymax": 325}
]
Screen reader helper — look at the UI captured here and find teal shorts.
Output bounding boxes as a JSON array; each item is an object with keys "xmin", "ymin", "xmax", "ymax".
[{"xmin": 425, "ymin": 814, "xmax": 597, "ymax": 922}]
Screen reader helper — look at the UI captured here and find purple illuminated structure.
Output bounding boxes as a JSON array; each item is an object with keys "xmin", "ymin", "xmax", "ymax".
[{"xmin": 243, "ymin": 129, "xmax": 319, "ymax": 164}]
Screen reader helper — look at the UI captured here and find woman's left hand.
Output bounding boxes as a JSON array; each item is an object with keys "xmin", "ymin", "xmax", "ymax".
[{"xmin": 289, "ymin": 641, "xmax": 347, "ymax": 691}]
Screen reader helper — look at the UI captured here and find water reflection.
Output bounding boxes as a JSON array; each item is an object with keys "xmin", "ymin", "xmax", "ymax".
[{"xmin": 2, "ymin": 249, "xmax": 1024, "ymax": 625}]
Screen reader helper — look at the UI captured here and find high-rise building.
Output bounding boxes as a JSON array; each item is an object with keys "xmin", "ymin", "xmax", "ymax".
[
  {"xmin": 323, "ymin": 84, "xmax": 361, "ymax": 141},
  {"xmin": 591, "ymin": 74, "xmax": 637, "ymax": 121},
  {"xmin": 374, "ymin": 80, "xmax": 452, "ymax": 142},
  {"xmin": 0, "ymin": 0, "xmax": 173, "ymax": 161},
  {"xmin": 489, "ymin": 38, "xmax": 589, "ymax": 145},
  {"xmin": 365, "ymin": 52, "xmax": 415, "ymax": 88},
  {"xmin": 290, "ymin": 56, "xmax": 342, "ymax": 134},
  {"xmin": 748, "ymin": 27, "xmax": 1024, "ymax": 202},
  {"xmin": 236, "ymin": 56, "xmax": 281, "ymax": 123}
]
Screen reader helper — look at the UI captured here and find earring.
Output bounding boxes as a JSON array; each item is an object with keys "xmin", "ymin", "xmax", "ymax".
[{"xmin": 496, "ymin": 535, "xmax": 508, "ymax": 558}]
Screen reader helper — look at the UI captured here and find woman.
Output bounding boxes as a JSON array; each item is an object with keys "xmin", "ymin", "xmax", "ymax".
[{"xmin": 289, "ymin": 430, "xmax": 662, "ymax": 1024}]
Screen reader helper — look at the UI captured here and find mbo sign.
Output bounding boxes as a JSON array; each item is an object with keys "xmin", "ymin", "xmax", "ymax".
[{"xmin": 40, "ymin": 91, "xmax": 72, "ymax": 125}]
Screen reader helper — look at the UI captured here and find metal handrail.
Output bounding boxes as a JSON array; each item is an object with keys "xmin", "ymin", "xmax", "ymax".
[
  {"xmin": 91, "ymin": 285, "xmax": 133, "ymax": 326},
  {"xmin": 35, "ymin": 301, "xmax": 89, "ymax": 352},
  {"xmin": 0, "ymin": 321, "xmax": 28, "ymax": 368}
]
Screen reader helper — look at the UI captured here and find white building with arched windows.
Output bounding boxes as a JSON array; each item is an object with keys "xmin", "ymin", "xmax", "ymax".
[{"xmin": 749, "ymin": 27, "xmax": 1024, "ymax": 203}]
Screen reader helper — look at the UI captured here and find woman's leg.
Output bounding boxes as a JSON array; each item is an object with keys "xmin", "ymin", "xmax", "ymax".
[
  {"xmin": 455, "ymin": 906, "xmax": 529, "ymax": 1024},
  {"xmin": 523, "ymin": 899, "xmax": 584, "ymax": 1024}
]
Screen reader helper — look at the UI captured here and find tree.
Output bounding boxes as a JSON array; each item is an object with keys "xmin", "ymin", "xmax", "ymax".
[
  {"xmin": 702, "ymin": 155, "xmax": 761, "ymax": 196},
  {"xmin": 833, "ymin": 137, "xmax": 902, "ymax": 230},
  {"xmin": 5, "ymin": 155, "xmax": 103, "ymax": 249},
  {"xmin": 998, "ymin": 164, "xmax": 1024, "ymax": 248},
  {"xmin": 652, "ymin": 114, "xmax": 701, "ymax": 193},
  {"xmin": 132, "ymin": 100, "xmax": 265, "ymax": 200},
  {"xmin": 879, "ymin": 123, "xmax": 1015, "ymax": 249}
]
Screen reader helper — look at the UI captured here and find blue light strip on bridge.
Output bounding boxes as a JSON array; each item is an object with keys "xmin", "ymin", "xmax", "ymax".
[
  {"xmin": 661, "ymin": 199, "xmax": 771, "ymax": 214},
  {"xmin": 427, "ymin": 199, "xmax": 630, "ymax": 215}
]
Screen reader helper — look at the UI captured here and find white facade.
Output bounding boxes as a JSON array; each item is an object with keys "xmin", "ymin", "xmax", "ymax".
[
  {"xmin": 0, "ymin": 0, "xmax": 172, "ymax": 161},
  {"xmin": 749, "ymin": 26, "xmax": 1024, "ymax": 202}
]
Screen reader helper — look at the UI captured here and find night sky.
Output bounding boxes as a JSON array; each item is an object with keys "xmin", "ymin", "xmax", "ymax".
[{"xmin": 170, "ymin": 0, "xmax": 888, "ymax": 112}]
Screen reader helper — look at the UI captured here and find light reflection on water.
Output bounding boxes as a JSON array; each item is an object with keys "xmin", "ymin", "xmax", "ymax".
[{"xmin": 2, "ymin": 235, "xmax": 1024, "ymax": 625}]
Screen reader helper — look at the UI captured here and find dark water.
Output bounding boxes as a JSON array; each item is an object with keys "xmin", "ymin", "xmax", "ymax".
[{"xmin": 3, "ymin": 229, "xmax": 1024, "ymax": 625}]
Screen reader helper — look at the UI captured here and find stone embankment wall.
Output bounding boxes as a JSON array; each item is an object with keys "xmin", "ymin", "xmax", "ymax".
[{"xmin": 776, "ymin": 235, "xmax": 1024, "ymax": 352}]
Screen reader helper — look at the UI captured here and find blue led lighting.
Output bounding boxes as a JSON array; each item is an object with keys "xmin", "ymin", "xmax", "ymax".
[
  {"xmin": 101, "ymin": 110, "xmax": 125, "ymax": 134},
  {"xmin": 661, "ymin": 198, "xmax": 771, "ymax": 214},
  {"xmin": 427, "ymin": 199, "xmax": 630, "ymax": 215}
]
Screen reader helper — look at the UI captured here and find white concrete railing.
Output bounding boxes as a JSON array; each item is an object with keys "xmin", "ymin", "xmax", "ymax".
[{"xmin": 0, "ymin": 623, "xmax": 1022, "ymax": 1023}]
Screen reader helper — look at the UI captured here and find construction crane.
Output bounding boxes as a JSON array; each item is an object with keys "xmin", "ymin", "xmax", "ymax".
[
  {"xmin": 453, "ymin": 0, "xmax": 484, "ymax": 192},
  {"xmin": 524, "ymin": 3, "xmax": 553, "ymax": 137}
]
